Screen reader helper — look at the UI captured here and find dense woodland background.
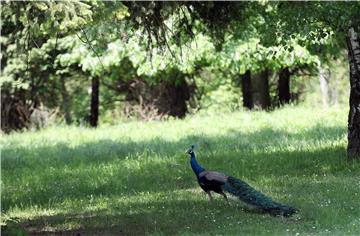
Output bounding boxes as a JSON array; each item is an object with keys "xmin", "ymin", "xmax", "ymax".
[{"xmin": 0, "ymin": 2, "xmax": 357, "ymax": 128}]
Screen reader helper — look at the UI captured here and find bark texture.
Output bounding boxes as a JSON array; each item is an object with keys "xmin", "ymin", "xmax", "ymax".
[
  {"xmin": 241, "ymin": 70, "xmax": 253, "ymax": 109},
  {"xmin": 278, "ymin": 67, "xmax": 291, "ymax": 105},
  {"xmin": 89, "ymin": 76, "xmax": 100, "ymax": 127},
  {"xmin": 347, "ymin": 27, "xmax": 360, "ymax": 159},
  {"xmin": 252, "ymin": 69, "xmax": 271, "ymax": 110},
  {"xmin": 0, "ymin": 94, "xmax": 31, "ymax": 133}
]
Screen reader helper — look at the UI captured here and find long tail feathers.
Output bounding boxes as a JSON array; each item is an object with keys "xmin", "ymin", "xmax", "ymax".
[{"xmin": 222, "ymin": 176, "xmax": 298, "ymax": 217}]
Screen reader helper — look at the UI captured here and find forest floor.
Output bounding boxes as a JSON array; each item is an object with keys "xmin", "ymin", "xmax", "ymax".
[{"xmin": 2, "ymin": 106, "xmax": 360, "ymax": 235}]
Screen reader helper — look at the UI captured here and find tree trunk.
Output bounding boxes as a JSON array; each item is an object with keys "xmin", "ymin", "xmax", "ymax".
[
  {"xmin": 331, "ymin": 73, "xmax": 340, "ymax": 107},
  {"xmin": 89, "ymin": 76, "xmax": 100, "ymax": 127},
  {"xmin": 252, "ymin": 69, "xmax": 271, "ymax": 110},
  {"xmin": 60, "ymin": 75, "xmax": 72, "ymax": 124},
  {"xmin": 278, "ymin": 67, "xmax": 291, "ymax": 105},
  {"xmin": 241, "ymin": 70, "xmax": 253, "ymax": 109},
  {"xmin": 123, "ymin": 78, "xmax": 193, "ymax": 119},
  {"xmin": 347, "ymin": 27, "xmax": 360, "ymax": 159},
  {"xmin": 318, "ymin": 66, "xmax": 330, "ymax": 109}
]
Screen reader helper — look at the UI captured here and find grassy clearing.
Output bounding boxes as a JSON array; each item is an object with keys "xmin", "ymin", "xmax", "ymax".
[{"xmin": 1, "ymin": 106, "xmax": 360, "ymax": 235}]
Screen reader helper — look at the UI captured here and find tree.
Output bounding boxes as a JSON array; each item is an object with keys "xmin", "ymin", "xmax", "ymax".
[
  {"xmin": 347, "ymin": 27, "xmax": 360, "ymax": 158},
  {"xmin": 241, "ymin": 70, "xmax": 253, "ymax": 109},
  {"xmin": 89, "ymin": 76, "xmax": 100, "ymax": 127},
  {"xmin": 252, "ymin": 69, "xmax": 271, "ymax": 110},
  {"xmin": 59, "ymin": 75, "xmax": 72, "ymax": 124},
  {"xmin": 278, "ymin": 67, "xmax": 291, "ymax": 105}
]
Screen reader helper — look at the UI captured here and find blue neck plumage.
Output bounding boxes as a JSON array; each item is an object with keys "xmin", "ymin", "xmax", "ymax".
[{"xmin": 190, "ymin": 152, "xmax": 205, "ymax": 176}]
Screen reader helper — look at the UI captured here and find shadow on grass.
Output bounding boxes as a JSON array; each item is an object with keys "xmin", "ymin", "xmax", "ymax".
[
  {"xmin": 3, "ymin": 197, "xmax": 280, "ymax": 236},
  {"xmin": 2, "ymin": 124, "xmax": 354, "ymax": 235}
]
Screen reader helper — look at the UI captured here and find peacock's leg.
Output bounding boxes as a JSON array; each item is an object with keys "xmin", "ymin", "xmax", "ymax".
[
  {"xmin": 220, "ymin": 192, "xmax": 230, "ymax": 205},
  {"xmin": 206, "ymin": 191, "xmax": 213, "ymax": 202}
]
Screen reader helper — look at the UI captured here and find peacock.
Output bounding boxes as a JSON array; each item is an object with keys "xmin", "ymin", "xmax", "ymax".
[{"xmin": 186, "ymin": 145, "xmax": 298, "ymax": 217}]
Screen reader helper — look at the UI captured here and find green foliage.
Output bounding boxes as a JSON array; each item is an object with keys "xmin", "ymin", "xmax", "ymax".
[
  {"xmin": 219, "ymin": 38, "xmax": 319, "ymax": 75},
  {"xmin": 190, "ymin": 67, "xmax": 242, "ymax": 113},
  {"xmin": 2, "ymin": 106, "xmax": 360, "ymax": 235},
  {"xmin": 123, "ymin": 2, "xmax": 247, "ymax": 49},
  {"xmin": 134, "ymin": 33, "xmax": 215, "ymax": 77},
  {"xmin": 217, "ymin": 2, "xmax": 321, "ymax": 76},
  {"xmin": 266, "ymin": 2, "xmax": 360, "ymax": 54}
]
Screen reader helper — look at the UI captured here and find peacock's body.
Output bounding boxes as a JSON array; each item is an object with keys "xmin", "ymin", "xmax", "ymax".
[{"xmin": 186, "ymin": 145, "xmax": 297, "ymax": 217}]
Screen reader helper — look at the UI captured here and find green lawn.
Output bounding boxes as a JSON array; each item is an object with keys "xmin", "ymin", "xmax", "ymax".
[{"xmin": 2, "ymin": 106, "xmax": 360, "ymax": 235}]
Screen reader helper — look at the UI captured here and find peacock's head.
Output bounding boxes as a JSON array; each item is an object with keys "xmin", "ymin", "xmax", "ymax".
[{"xmin": 186, "ymin": 145, "xmax": 195, "ymax": 156}]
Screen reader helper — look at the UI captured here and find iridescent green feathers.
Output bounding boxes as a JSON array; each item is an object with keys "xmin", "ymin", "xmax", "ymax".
[{"xmin": 222, "ymin": 176, "xmax": 298, "ymax": 216}]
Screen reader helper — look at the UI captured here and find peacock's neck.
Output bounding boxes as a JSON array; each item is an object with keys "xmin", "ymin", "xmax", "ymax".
[{"xmin": 190, "ymin": 153, "xmax": 205, "ymax": 176}]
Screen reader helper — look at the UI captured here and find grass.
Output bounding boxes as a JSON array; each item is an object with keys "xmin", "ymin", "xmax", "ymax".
[{"xmin": 1, "ymin": 106, "xmax": 360, "ymax": 235}]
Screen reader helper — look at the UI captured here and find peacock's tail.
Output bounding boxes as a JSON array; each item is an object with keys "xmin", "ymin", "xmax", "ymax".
[{"xmin": 222, "ymin": 176, "xmax": 298, "ymax": 217}]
